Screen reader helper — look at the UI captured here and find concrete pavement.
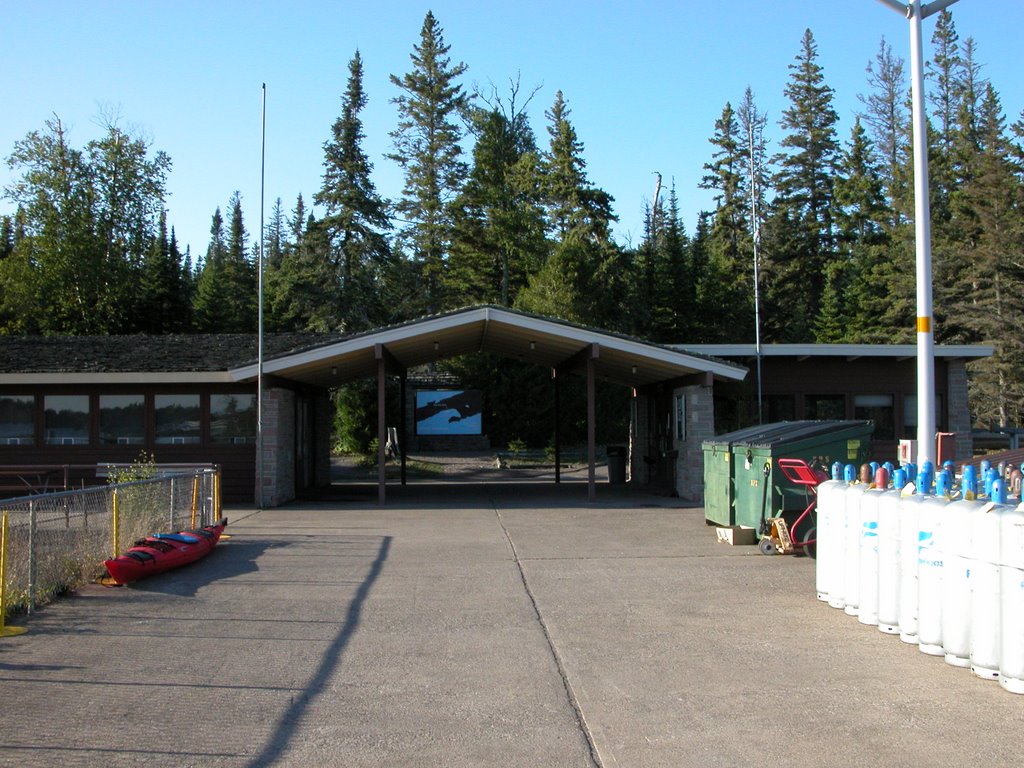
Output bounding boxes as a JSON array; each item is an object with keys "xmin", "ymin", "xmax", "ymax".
[{"xmin": 1, "ymin": 481, "xmax": 1023, "ymax": 767}]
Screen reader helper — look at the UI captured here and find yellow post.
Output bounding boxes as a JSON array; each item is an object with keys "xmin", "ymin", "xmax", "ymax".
[
  {"xmin": 1, "ymin": 512, "xmax": 28, "ymax": 637},
  {"xmin": 190, "ymin": 475, "xmax": 199, "ymax": 529},
  {"xmin": 112, "ymin": 489, "xmax": 120, "ymax": 558},
  {"xmin": 215, "ymin": 469, "xmax": 222, "ymax": 518}
]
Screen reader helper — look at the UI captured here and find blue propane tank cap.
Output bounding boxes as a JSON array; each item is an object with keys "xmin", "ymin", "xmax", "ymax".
[
  {"xmin": 831, "ymin": 461, "xmax": 843, "ymax": 481},
  {"xmin": 936, "ymin": 469, "xmax": 952, "ymax": 497},
  {"xmin": 993, "ymin": 478, "xmax": 1008, "ymax": 504},
  {"xmin": 893, "ymin": 468, "xmax": 908, "ymax": 491},
  {"xmin": 844, "ymin": 464, "xmax": 857, "ymax": 483},
  {"xmin": 962, "ymin": 464, "xmax": 978, "ymax": 497}
]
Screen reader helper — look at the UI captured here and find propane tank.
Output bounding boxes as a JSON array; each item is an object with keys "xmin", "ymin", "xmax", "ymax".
[
  {"xmin": 917, "ymin": 469, "xmax": 952, "ymax": 656},
  {"xmin": 842, "ymin": 464, "xmax": 874, "ymax": 616},
  {"xmin": 971, "ymin": 479, "xmax": 1007, "ymax": 680},
  {"xmin": 898, "ymin": 477, "xmax": 928, "ymax": 644},
  {"xmin": 858, "ymin": 466, "xmax": 890, "ymax": 627},
  {"xmin": 815, "ymin": 461, "xmax": 845, "ymax": 603},
  {"xmin": 999, "ymin": 496, "xmax": 1024, "ymax": 693},
  {"xmin": 940, "ymin": 465, "xmax": 980, "ymax": 668},
  {"xmin": 827, "ymin": 465, "xmax": 858, "ymax": 610},
  {"xmin": 877, "ymin": 469, "xmax": 909, "ymax": 635}
]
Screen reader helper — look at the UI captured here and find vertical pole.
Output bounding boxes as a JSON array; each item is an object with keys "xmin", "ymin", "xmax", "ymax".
[
  {"xmin": 378, "ymin": 353, "xmax": 386, "ymax": 505},
  {"xmin": 257, "ymin": 83, "xmax": 267, "ymax": 510},
  {"xmin": 191, "ymin": 476, "xmax": 199, "ymax": 529},
  {"xmin": 909, "ymin": 0, "xmax": 936, "ymax": 465},
  {"xmin": 400, "ymin": 373, "xmax": 408, "ymax": 486},
  {"xmin": 1, "ymin": 512, "xmax": 7, "ymax": 632},
  {"xmin": 587, "ymin": 355, "xmax": 596, "ymax": 503},
  {"xmin": 112, "ymin": 490, "xmax": 120, "ymax": 560},
  {"xmin": 553, "ymin": 369, "xmax": 561, "ymax": 484},
  {"xmin": 27, "ymin": 501, "xmax": 35, "ymax": 613}
]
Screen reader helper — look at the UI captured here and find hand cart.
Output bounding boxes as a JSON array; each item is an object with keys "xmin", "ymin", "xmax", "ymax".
[{"xmin": 758, "ymin": 457, "xmax": 827, "ymax": 556}]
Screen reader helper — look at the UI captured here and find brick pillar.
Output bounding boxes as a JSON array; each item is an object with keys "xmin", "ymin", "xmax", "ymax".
[
  {"xmin": 259, "ymin": 387, "xmax": 296, "ymax": 507},
  {"xmin": 674, "ymin": 382, "xmax": 715, "ymax": 503},
  {"xmin": 946, "ymin": 358, "xmax": 973, "ymax": 460}
]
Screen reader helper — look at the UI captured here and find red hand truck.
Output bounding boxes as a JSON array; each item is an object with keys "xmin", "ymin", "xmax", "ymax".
[{"xmin": 758, "ymin": 458, "xmax": 828, "ymax": 556}]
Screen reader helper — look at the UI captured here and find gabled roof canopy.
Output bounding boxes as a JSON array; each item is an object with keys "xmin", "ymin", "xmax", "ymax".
[{"xmin": 230, "ymin": 306, "xmax": 747, "ymax": 388}]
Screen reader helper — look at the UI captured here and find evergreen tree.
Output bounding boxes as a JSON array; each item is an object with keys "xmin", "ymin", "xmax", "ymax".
[
  {"xmin": 954, "ymin": 85, "xmax": 1024, "ymax": 426},
  {"xmin": 447, "ymin": 83, "xmax": 547, "ymax": 308},
  {"xmin": 138, "ymin": 210, "xmax": 188, "ymax": 333},
  {"xmin": 192, "ymin": 207, "xmax": 229, "ymax": 331},
  {"xmin": 764, "ymin": 29, "xmax": 841, "ymax": 341},
  {"xmin": 388, "ymin": 11, "xmax": 468, "ymax": 313},
  {"xmin": 315, "ymin": 50, "xmax": 392, "ymax": 331},
  {"xmin": 699, "ymin": 101, "xmax": 754, "ymax": 341},
  {"xmin": 517, "ymin": 90, "xmax": 625, "ymax": 329},
  {"xmin": 858, "ymin": 37, "xmax": 908, "ymax": 225}
]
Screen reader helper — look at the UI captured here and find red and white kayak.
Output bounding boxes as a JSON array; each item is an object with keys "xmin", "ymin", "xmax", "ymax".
[{"xmin": 103, "ymin": 519, "xmax": 227, "ymax": 584}]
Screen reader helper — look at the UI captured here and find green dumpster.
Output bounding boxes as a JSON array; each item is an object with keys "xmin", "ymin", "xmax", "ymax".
[
  {"xmin": 731, "ymin": 420, "xmax": 873, "ymax": 535},
  {"xmin": 701, "ymin": 422, "xmax": 804, "ymax": 526}
]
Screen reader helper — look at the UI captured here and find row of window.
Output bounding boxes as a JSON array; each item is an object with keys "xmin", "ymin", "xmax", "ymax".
[
  {"xmin": 718, "ymin": 393, "xmax": 944, "ymax": 440},
  {"xmin": 0, "ymin": 393, "xmax": 256, "ymax": 447}
]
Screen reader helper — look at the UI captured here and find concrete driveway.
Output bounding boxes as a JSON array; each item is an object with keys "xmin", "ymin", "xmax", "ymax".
[{"xmin": 1, "ymin": 482, "xmax": 1022, "ymax": 767}]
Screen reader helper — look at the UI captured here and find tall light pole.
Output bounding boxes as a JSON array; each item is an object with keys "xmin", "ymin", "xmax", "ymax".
[{"xmin": 876, "ymin": 0, "xmax": 960, "ymax": 466}]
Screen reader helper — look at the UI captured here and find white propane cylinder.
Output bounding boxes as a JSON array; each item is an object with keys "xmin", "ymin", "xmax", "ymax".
[
  {"xmin": 842, "ymin": 465, "xmax": 873, "ymax": 617},
  {"xmin": 940, "ymin": 466, "xmax": 980, "ymax": 668},
  {"xmin": 815, "ymin": 462, "xmax": 846, "ymax": 603},
  {"xmin": 999, "ymin": 499, "xmax": 1024, "ymax": 693},
  {"xmin": 876, "ymin": 469, "xmax": 908, "ymax": 635},
  {"xmin": 917, "ymin": 469, "xmax": 952, "ymax": 656},
  {"xmin": 898, "ymin": 479, "xmax": 927, "ymax": 645},
  {"xmin": 858, "ymin": 467, "xmax": 891, "ymax": 627},
  {"xmin": 970, "ymin": 479, "xmax": 1007, "ymax": 680},
  {"xmin": 827, "ymin": 465, "xmax": 859, "ymax": 610}
]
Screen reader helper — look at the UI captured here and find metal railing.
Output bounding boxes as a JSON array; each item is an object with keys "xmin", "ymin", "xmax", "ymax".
[{"xmin": 0, "ymin": 468, "xmax": 220, "ymax": 618}]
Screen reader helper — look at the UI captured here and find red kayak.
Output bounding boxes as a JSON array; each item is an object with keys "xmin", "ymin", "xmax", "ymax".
[{"xmin": 104, "ymin": 519, "xmax": 227, "ymax": 584}]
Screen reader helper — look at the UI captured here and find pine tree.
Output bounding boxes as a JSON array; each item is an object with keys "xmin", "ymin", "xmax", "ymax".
[
  {"xmin": 955, "ymin": 85, "xmax": 1024, "ymax": 426},
  {"xmin": 764, "ymin": 29, "xmax": 841, "ymax": 341},
  {"xmin": 858, "ymin": 37, "xmax": 908, "ymax": 226},
  {"xmin": 447, "ymin": 83, "xmax": 547, "ymax": 308},
  {"xmin": 192, "ymin": 207, "xmax": 229, "ymax": 331},
  {"xmin": 315, "ymin": 50, "xmax": 392, "ymax": 331},
  {"xmin": 388, "ymin": 11, "xmax": 468, "ymax": 313}
]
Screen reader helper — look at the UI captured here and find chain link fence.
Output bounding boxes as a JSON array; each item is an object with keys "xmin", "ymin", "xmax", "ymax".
[{"xmin": 1, "ymin": 468, "xmax": 220, "ymax": 619}]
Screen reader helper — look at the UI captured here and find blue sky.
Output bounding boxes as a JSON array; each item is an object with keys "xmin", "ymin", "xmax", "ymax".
[{"xmin": 2, "ymin": 1, "xmax": 1022, "ymax": 258}]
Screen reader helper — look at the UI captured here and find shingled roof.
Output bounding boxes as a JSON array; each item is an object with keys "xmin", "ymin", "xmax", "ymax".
[{"xmin": 0, "ymin": 333, "xmax": 342, "ymax": 374}]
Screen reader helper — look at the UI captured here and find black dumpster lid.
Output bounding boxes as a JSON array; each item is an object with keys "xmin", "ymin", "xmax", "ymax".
[{"xmin": 703, "ymin": 420, "xmax": 873, "ymax": 449}]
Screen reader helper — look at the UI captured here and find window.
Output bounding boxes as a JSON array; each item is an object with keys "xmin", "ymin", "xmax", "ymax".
[
  {"xmin": 675, "ymin": 393, "xmax": 686, "ymax": 441},
  {"xmin": 806, "ymin": 394, "xmax": 845, "ymax": 421},
  {"xmin": 903, "ymin": 394, "xmax": 944, "ymax": 437},
  {"xmin": 44, "ymin": 395, "xmax": 90, "ymax": 445},
  {"xmin": 155, "ymin": 394, "xmax": 200, "ymax": 445},
  {"xmin": 765, "ymin": 395, "xmax": 795, "ymax": 423},
  {"xmin": 0, "ymin": 395, "xmax": 35, "ymax": 446},
  {"xmin": 210, "ymin": 394, "xmax": 256, "ymax": 444},
  {"xmin": 100, "ymin": 395, "xmax": 145, "ymax": 445},
  {"xmin": 854, "ymin": 394, "xmax": 895, "ymax": 440}
]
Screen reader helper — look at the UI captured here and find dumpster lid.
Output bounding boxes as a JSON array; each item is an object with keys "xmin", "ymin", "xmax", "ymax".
[
  {"xmin": 703, "ymin": 420, "xmax": 872, "ymax": 450},
  {"xmin": 741, "ymin": 420, "xmax": 873, "ymax": 449}
]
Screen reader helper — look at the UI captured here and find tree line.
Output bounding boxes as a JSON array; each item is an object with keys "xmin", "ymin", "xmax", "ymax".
[{"xmin": 2, "ymin": 10, "xmax": 1022, "ymax": 430}]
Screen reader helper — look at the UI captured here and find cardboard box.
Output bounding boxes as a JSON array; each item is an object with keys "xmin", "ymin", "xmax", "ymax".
[{"xmin": 715, "ymin": 525, "xmax": 757, "ymax": 546}]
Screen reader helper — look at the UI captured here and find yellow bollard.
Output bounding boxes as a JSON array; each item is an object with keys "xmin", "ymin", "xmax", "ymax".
[
  {"xmin": 112, "ymin": 489, "xmax": 120, "ymax": 558},
  {"xmin": 190, "ymin": 475, "xmax": 199, "ymax": 529},
  {"xmin": 1, "ymin": 512, "xmax": 28, "ymax": 637}
]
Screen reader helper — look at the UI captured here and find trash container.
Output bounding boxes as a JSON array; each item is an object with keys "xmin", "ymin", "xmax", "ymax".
[
  {"xmin": 606, "ymin": 445, "xmax": 627, "ymax": 485},
  {"xmin": 731, "ymin": 420, "xmax": 873, "ymax": 535},
  {"xmin": 701, "ymin": 422, "xmax": 800, "ymax": 526}
]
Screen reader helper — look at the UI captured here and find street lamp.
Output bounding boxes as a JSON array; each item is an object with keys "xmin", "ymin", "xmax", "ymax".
[{"xmin": 875, "ymin": 0, "xmax": 960, "ymax": 466}]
